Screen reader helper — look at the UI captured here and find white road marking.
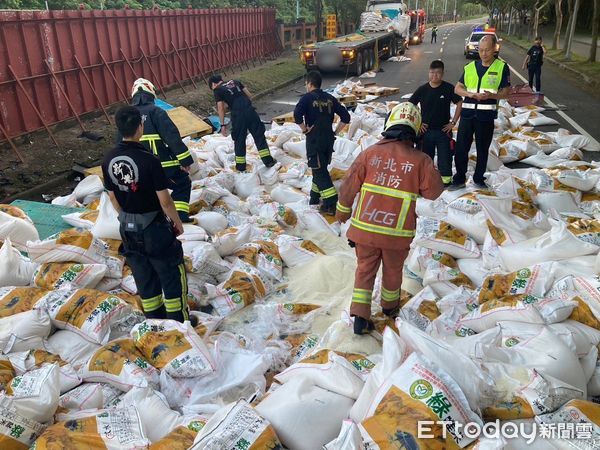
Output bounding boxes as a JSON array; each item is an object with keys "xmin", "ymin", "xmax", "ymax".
[
  {"xmin": 440, "ymin": 48, "xmax": 444, "ymax": 53},
  {"xmin": 272, "ymin": 100, "xmax": 299, "ymax": 106},
  {"xmin": 424, "ymin": 51, "xmax": 433, "ymax": 54},
  {"xmin": 508, "ymin": 64, "xmax": 600, "ymax": 149}
]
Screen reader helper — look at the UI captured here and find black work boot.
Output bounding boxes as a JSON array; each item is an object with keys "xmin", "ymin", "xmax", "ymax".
[
  {"xmin": 144, "ymin": 305, "xmax": 166, "ymax": 320},
  {"xmin": 264, "ymin": 157, "xmax": 277, "ymax": 168},
  {"xmin": 235, "ymin": 163, "xmax": 247, "ymax": 172},
  {"xmin": 382, "ymin": 306, "xmax": 400, "ymax": 318},
  {"xmin": 188, "ymin": 314, "xmax": 199, "ymax": 328},
  {"xmin": 309, "ymin": 193, "xmax": 321, "ymax": 205},
  {"xmin": 353, "ymin": 316, "xmax": 375, "ymax": 335},
  {"xmin": 166, "ymin": 307, "xmax": 194, "ymax": 324},
  {"xmin": 319, "ymin": 203, "xmax": 336, "ymax": 216}
]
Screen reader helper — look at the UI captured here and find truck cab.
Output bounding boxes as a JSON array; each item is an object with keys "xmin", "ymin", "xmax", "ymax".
[{"xmin": 408, "ymin": 9, "xmax": 426, "ymax": 44}]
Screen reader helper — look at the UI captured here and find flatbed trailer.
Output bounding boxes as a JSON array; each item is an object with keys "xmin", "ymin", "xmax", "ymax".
[{"xmin": 300, "ymin": 30, "xmax": 404, "ymax": 76}]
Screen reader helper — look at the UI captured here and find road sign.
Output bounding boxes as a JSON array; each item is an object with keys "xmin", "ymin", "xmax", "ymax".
[{"xmin": 326, "ymin": 14, "xmax": 337, "ymax": 40}]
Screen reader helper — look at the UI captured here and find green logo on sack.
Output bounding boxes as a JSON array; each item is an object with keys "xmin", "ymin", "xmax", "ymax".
[
  {"xmin": 455, "ymin": 327, "xmax": 476, "ymax": 337},
  {"xmin": 187, "ymin": 420, "xmax": 206, "ymax": 432},
  {"xmin": 351, "ymin": 358, "xmax": 376, "ymax": 372},
  {"xmin": 516, "ymin": 268, "xmax": 532, "ymax": 279},
  {"xmin": 231, "ymin": 292, "xmax": 243, "ymax": 304},
  {"xmin": 505, "ymin": 337, "xmax": 520, "ymax": 347},
  {"xmin": 410, "ymin": 379, "xmax": 433, "ymax": 400}
]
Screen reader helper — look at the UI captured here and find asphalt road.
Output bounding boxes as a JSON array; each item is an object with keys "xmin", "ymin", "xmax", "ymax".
[{"xmin": 255, "ymin": 20, "xmax": 600, "ymax": 153}]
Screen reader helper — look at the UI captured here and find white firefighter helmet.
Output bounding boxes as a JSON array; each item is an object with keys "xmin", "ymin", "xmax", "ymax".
[
  {"xmin": 384, "ymin": 102, "xmax": 422, "ymax": 135},
  {"xmin": 131, "ymin": 78, "xmax": 156, "ymax": 98}
]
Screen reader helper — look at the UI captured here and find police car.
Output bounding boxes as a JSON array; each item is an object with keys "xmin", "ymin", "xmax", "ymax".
[{"xmin": 464, "ymin": 27, "xmax": 501, "ymax": 59}]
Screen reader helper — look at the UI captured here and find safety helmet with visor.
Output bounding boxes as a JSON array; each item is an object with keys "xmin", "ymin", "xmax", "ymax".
[
  {"xmin": 384, "ymin": 102, "xmax": 421, "ymax": 136},
  {"xmin": 131, "ymin": 78, "xmax": 156, "ymax": 98}
]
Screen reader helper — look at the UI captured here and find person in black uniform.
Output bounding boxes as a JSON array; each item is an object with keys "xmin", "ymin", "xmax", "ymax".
[
  {"xmin": 129, "ymin": 78, "xmax": 194, "ymax": 223},
  {"xmin": 522, "ymin": 36, "xmax": 546, "ymax": 93},
  {"xmin": 103, "ymin": 106, "xmax": 191, "ymax": 323},
  {"xmin": 293, "ymin": 71, "xmax": 351, "ymax": 215},
  {"xmin": 410, "ymin": 60, "xmax": 463, "ymax": 187},
  {"xmin": 208, "ymin": 74, "xmax": 276, "ymax": 172},
  {"xmin": 431, "ymin": 25, "xmax": 438, "ymax": 44}
]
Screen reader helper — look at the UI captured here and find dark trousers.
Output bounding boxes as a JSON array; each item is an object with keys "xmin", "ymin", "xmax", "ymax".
[
  {"xmin": 528, "ymin": 64, "xmax": 542, "ymax": 92},
  {"xmin": 422, "ymin": 129, "xmax": 452, "ymax": 182},
  {"xmin": 308, "ymin": 149, "xmax": 337, "ymax": 207},
  {"xmin": 165, "ymin": 167, "xmax": 191, "ymax": 222},
  {"xmin": 119, "ymin": 217, "xmax": 189, "ymax": 322},
  {"xmin": 231, "ymin": 108, "xmax": 274, "ymax": 171},
  {"xmin": 453, "ymin": 116, "xmax": 494, "ymax": 185},
  {"xmin": 431, "ymin": 33, "xmax": 437, "ymax": 43}
]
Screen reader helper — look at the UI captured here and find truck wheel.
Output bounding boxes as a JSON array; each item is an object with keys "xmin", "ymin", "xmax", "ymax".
[
  {"xmin": 354, "ymin": 52, "xmax": 363, "ymax": 76},
  {"xmin": 390, "ymin": 40, "xmax": 396, "ymax": 57},
  {"xmin": 366, "ymin": 49, "xmax": 374, "ymax": 71}
]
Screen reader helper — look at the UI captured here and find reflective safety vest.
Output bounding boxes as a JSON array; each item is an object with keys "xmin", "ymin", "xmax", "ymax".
[
  {"xmin": 350, "ymin": 183, "xmax": 418, "ymax": 237},
  {"xmin": 462, "ymin": 59, "xmax": 505, "ymax": 111},
  {"xmin": 336, "ymin": 139, "xmax": 444, "ymax": 250},
  {"xmin": 133, "ymin": 93, "xmax": 194, "ymax": 170}
]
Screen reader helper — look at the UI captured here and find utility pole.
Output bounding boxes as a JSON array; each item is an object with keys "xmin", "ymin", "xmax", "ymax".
[
  {"xmin": 297, "ymin": 0, "xmax": 300, "ymax": 21},
  {"xmin": 444, "ymin": 0, "xmax": 447, "ymax": 14},
  {"xmin": 315, "ymin": 0, "xmax": 323, "ymax": 41},
  {"xmin": 453, "ymin": 0, "xmax": 457, "ymax": 21}
]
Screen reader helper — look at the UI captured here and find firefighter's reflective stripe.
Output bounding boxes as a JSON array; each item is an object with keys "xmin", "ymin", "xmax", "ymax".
[
  {"xmin": 441, "ymin": 175, "xmax": 453, "ymax": 184},
  {"xmin": 352, "ymin": 288, "xmax": 372, "ymax": 305},
  {"xmin": 161, "ymin": 160, "xmax": 181, "ymax": 168},
  {"xmin": 320, "ymin": 186, "xmax": 337, "ymax": 199},
  {"xmin": 258, "ymin": 148, "xmax": 271, "ymax": 158},
  {"xmin": 336, "ymin": 202, "xmax": 352, "ymax": 214},
  {"xmin": 173, "ymin": 201, "xmax": 190, "ymax": 213},
  {"xmin": 141, "ymin": 294, "xmax": 163, "ymax": 312},
  {"xmin": 141, "ymin": 133, "xmax": 182, "ymax": 168},
  {"xmin": 164, "ymin": 264, "xmax": 189, "ymax": 320},
  {"xmin": 176, "ymin": 150, "xmax": 192, "ymax": 162},
  {"xmin": 462, "ymin": 103, "xmax": 497, "ymax": 110},
  {"xmin": 235, "ymin": 156, "xmax": 246, "ymax": 164},
  {"xmin": 311, "ymin": 183, "xmax": 320, "ymax": 194},
  {"xmin": 381, "ymin": 286, "xmax": 400, "ymax": 303},
  {"xmin": 351, "ymin": 183, "xmax": 417, "ymax": 237},
  {"xmin": 140, "ymin": 134, "xmax": 161, "ymax": 155}
]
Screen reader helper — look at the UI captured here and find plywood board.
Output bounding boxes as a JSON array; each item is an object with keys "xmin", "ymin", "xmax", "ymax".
[
  {"xmin": 83, "ymin": 165, "xmax": 104, "ymax": 178},
  {"xmin": 166, "ymin": 106, "xmax": 213, "ymax": 139},
  {"xmin": 353, "ymin": 85, "xmax": 400, "ymax": 99},
  {"xmin": 272, "ymin": 111, "xmax": 295, "ymax": 125}
]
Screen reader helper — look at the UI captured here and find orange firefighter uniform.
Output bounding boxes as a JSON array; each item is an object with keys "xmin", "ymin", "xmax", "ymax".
[{"xmin": 336, "ymin": 103, "xmax": 444, "ymax": 322}]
